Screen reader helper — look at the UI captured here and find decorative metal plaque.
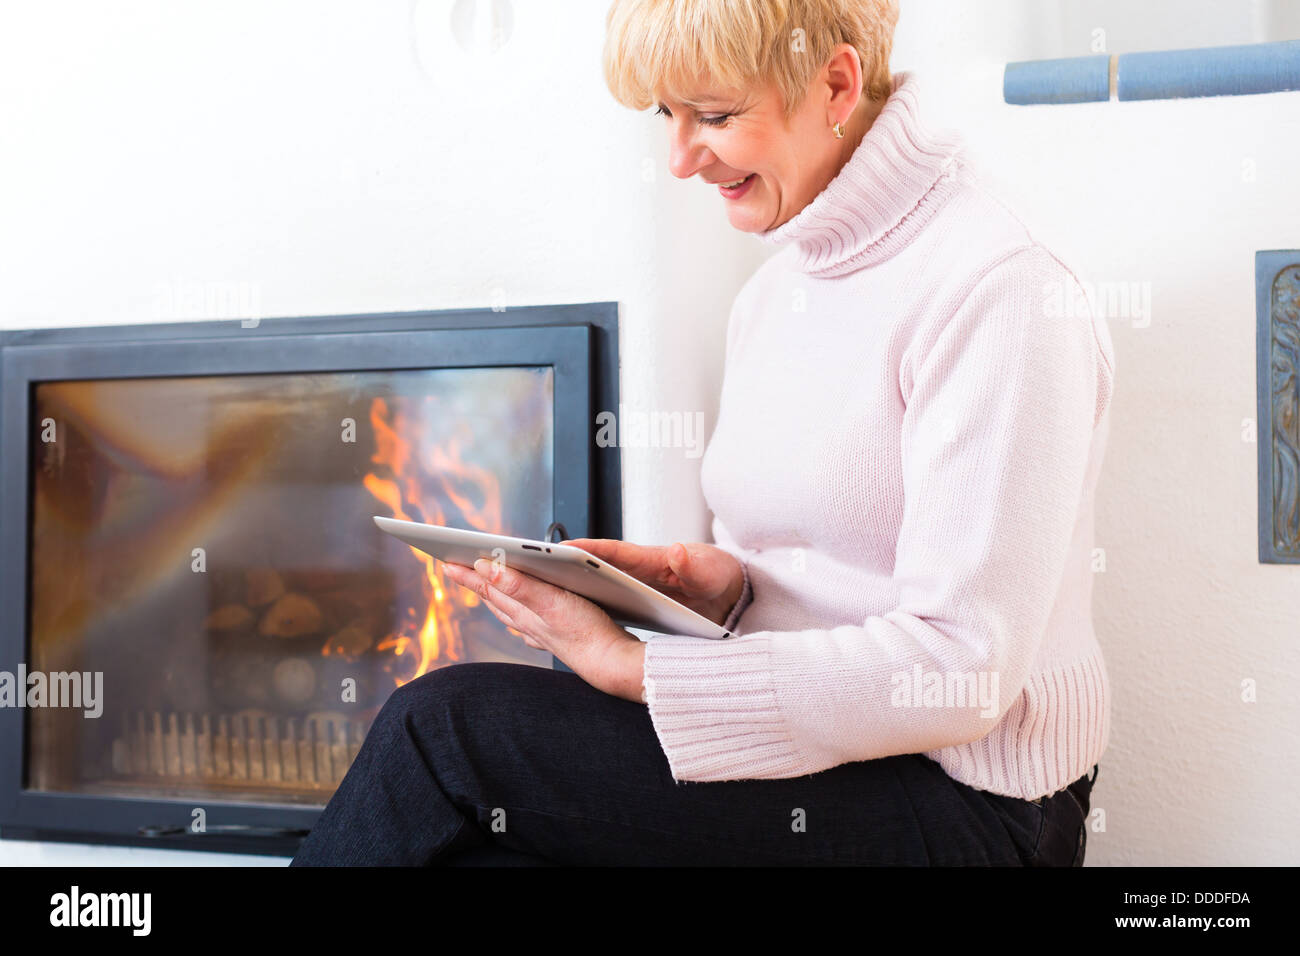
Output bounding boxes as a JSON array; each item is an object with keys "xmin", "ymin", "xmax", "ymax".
[{"xmin": 1258, "ymin": 250, "xmax": 1300, "ymax": 563}]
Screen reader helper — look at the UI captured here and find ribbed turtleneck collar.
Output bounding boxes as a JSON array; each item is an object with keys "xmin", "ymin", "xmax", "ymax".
[{"xmin": 756, "ymin": 71, "xmax": 968, "ymax": 277}]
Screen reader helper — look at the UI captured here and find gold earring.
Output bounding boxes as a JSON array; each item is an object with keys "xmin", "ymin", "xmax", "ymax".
[{"xmin": 831, "ymin": 121, "xmax": 845, "ymax": 139}]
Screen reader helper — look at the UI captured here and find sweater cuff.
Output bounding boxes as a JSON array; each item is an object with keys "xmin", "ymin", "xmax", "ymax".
[
  {"xmin": 641, "ymin": 632, "xmax": 806, "ymax": 781},
  {"xmin": 721, "ymin": 560, "xmax": 752, "ymax": 633}
]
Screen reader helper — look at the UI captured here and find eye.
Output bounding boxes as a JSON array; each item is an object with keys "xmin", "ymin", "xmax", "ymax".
[
  {"xmin": 698, "ymin": 114, "xmax": 731, "ymax": 127},
  {"xmin": 654, "ymin": 104, "xmax": 671, "ymax": 118}
]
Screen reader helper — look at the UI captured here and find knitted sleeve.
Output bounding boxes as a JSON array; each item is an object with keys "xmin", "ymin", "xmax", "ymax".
[
  {"xmin": 640, "ymin": 246, "xmax": 1113, "ymax": 782},
  {"xmin": 708, "ymin": 513, "xmax": 752, "ymax": 632}
]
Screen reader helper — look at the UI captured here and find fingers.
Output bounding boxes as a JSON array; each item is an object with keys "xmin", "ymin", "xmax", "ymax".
[
  {"xmin": 442, "ymin": 558, "xmax": 572, "ymax": 627},
  {"xmin": 478, "ymin": 593, "xmax": 518, "ymax": 631},
  {"xmin": 479, "ymin": 600, "xmax": 542, "ymax": 649},
  {"xmin": 665, "ymin": 541, "xmax": 715, "ymax": 591},
  {"xmin": 665, "ymin": 541, "xmax": 691, "ymax": 578},
  {"xmin": 564, "ymin": 539, "xmax": 726, "ymax": 598},
  {"xmin": 441, "ymin": 561, "xmax": 544, "ymax": 649},
  {"xmin": 665, "ymin": 542, "xmax": 739, "ymax": 602},
  {"xmin": 440, "ymin": 561, "xmax": 521, "ymax": 620},
  {"xmin": 564, "ymin": 538, "xmax": 669, "ymax": 583},
  {"xmin": 562, "ymin": 538, "xmax": 628, "ymax": 562},
  {"xmin": 469, "ymin": 559, "xmax": 538, "ymax": 621}
]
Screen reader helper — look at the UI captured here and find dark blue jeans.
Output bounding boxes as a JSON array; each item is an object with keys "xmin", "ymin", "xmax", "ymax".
[{"xmin": 290, "ymin": 662, "xmax": 1095, "ymax": 866}]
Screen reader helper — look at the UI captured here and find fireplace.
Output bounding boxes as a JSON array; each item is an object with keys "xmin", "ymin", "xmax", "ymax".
[{"xmin": 0, "ymin": 303, "xmax": 620, "ymax": 854}]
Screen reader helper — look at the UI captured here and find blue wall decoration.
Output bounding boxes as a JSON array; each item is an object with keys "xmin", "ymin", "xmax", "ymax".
[
  {"xmin": 1257, "ymin": 250, "xmax": 1300, "ymax": 564},
  {"xmin": 1006, "ymin": 39, "xmax": 1300, "ymax": 105}
]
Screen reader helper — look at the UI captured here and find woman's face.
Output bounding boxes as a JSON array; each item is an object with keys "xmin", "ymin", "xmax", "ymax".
[{"xmin": 655, "ymin": 79, "xmax": 850, "ymax": 234}]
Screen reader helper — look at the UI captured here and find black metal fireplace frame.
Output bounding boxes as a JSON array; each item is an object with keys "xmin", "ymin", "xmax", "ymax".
[{"xmin": 0, "ymin": 302, "xmax": 620, "ymax": 855}]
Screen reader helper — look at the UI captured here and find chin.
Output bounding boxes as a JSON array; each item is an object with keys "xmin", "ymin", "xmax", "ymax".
[{"xmin": 725, "ymin": 207, "xmax": 770, "ymax": 234}]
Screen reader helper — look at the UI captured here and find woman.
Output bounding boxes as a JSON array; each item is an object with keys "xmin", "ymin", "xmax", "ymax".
[{"xmin": 292, "ymin": 0, "xmax": 1114, "ymax": 866}]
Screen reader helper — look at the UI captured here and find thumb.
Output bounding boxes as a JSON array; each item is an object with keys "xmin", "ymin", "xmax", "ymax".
[{"xmin": 666, "ymin": 542, "xmax": 704, "ymax": 585}]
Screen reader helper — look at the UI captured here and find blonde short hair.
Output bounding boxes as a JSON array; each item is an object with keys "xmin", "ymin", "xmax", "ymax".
[{"xmin": 603, "ymin": 0, "xmax": 899, "ymax": 119}]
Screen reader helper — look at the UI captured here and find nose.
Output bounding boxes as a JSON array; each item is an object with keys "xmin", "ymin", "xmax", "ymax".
[{"xmin": 666, "ymin": 120, "xmax": 709, "ymax": 180}]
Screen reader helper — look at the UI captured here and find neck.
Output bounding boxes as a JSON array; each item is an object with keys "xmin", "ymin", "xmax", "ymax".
[
  {"xmin": 755, "ymin": 71, "xmax": 968, "ymax": 277},
  {"xmin": 836, "ymin": 91, "xmax": 887, "ymax": 170}
]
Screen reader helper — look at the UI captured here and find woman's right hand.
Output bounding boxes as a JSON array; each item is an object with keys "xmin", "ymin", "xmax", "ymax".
[{"xmin": 561, "ymin": 538, "xmax": 745, "ymax": 627}]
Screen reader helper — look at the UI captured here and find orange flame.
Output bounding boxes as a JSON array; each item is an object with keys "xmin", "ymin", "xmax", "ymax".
[{"xmin": 361, "ymin": 397, "xmax": 502, "ymax": 686}]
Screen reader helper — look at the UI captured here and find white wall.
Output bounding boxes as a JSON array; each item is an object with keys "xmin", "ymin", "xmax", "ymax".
[
  {"xmin": 893, "ymin": 0, "xmax": 1300, "ymax": 865},
  {"xmin": 2, "ymin": 0, "xmax": 1297, "ymax": 865}
]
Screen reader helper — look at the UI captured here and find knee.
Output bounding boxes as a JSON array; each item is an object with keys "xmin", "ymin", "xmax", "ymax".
[
  {"xmin": 376, "ymin": 663, "xmax": 476, "ymax": 725},
  {"xmin": 403, "ymin": 661, "xmax": 481, "ymax": 699},
  {"xmin": 373, "ymin": 662, "xmax": 526, "ymax": 735}
]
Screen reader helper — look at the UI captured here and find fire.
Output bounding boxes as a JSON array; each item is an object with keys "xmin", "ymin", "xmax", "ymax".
[{"xmin": 360, "ymin": 397, "xmax": 502, "ymax": 686}]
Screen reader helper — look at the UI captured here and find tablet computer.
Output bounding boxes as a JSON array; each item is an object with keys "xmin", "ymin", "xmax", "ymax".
[{"xmin": 373, "ymin": 517, "xmax": 732, "ymax": 640}]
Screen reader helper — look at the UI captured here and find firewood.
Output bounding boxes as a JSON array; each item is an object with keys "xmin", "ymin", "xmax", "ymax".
[
  {"xmin": 204, "ymin": 604, "xmax": 254, "ymax": 631},
  {"xmin": 258, "ymin": 592, "xmax": 323, "ymax": 637},
  {"xmin": 327, "ymin": 582, "xmax": 400, "ymax": 610},
  {"xmin": 324, "ymin": 622, "xmax": 375, "ymax": 657}
]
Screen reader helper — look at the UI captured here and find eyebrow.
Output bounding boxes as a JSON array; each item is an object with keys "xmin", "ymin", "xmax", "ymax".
[{"xmin": 658, "ymin": 94, "xmax": 735, "ymax": 110}]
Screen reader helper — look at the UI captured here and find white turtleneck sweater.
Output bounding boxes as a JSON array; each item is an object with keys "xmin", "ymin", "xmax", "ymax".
[{"xmin": 640, "ymin": 71, "xmax": 1116, "ymax": 801}]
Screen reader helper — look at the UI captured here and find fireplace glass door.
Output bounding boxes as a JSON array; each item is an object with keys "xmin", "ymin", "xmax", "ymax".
[{"xmin": 26, "ymin": 366, "xmax": 555, "ymax": 806}]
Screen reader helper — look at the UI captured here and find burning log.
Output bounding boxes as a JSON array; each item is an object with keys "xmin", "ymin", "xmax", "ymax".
[
  {"xmin": 203, "ymin": 604, "xmax": 254, "ymax": 631},
  {"xmin": 311, "ymin": 587, "xmax": 397, "ymax": 638},
  {"xmin": 316, "ymin": 581, "xmax": 399, "ymax": 613},
  {"xmin": 324, "ymin": 621, "xmax": 376, "ymax": 658},
  {"xmin": 258, "ymin": 592, "xmax": 323, "ymax": 638}
]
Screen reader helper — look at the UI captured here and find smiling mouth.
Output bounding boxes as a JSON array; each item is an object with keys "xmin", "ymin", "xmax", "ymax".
[{"xmin": 717, "ymin": 174, "xmax": 753, "ymax": 188}]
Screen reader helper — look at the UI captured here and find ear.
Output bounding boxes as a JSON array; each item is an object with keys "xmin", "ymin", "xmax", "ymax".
[{"xmin": 822, "ymin": 42, "xmax": 864, "ymax": 123}]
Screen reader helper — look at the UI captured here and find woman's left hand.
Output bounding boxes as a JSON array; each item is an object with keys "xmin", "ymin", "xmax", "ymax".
[{"xmin": 439, "ymin": 558, "xmax": 646, "ymax": 703}]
